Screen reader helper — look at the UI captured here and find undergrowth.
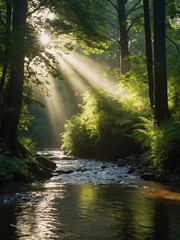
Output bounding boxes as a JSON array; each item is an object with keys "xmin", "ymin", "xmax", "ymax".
[
  {"xmin": 61, "ymin": 89, "xmax": 140, "ymax": 159},
  {"xmin": 0, "ymin": 154, "xmax": 32, "ymax": 183},
  {"xmin": 133, "ymin": 117, "xmax": 180, "ymax": 172}
]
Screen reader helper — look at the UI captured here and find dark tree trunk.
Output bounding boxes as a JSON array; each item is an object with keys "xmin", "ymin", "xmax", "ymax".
[
  {"xmin": 143, "ymin": 0, "xmax": 155, "ymax": 109},
  {"xmin": 0, "ymin": 2, "xmax": 12, "ymax": 91},
  {"xmin": 153, "ymin": 0, "xmax": 170, "ymax": 124},
  {"xmin": 0, "ymin": 0, "xmax": 28, "ymax": 155},
  {"xmin": 117, "ymin": 0, "xmax": 130, "ymax": 74}
]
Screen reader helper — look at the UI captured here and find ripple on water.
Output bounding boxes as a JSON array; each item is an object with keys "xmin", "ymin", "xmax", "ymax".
[
  {"xmin": 49, "ymin": 157, "xmax": 141, "ymax": 186},
  {"xmin": 0, "ymin": 150, "xmax": 180, "ymax": 240}
]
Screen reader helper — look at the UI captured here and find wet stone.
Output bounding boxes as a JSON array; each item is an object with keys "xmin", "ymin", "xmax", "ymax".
[
  {"xmin": 141, "ymin": 173, "xmax": 155, "ymax": 181},
  {"xmin": 36, "ymin": 149, "xmax": 142, "ymax": 185}
]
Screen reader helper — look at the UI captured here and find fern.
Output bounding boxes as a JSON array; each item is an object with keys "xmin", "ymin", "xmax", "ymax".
[
  {"xmin": 133, "ymin": 117, "xmax": 180, "ymax": 171},
  {"xmin": 61, "ymin": 89, "xmax": 139, "ymax": 158}
]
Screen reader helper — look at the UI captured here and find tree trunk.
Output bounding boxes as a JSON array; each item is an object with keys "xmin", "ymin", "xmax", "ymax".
[
  {"xmin": 0, "ymin": 1, "xmax": 12, "ymax": 91},
  {"xmin": 153, "ymin": 0, "xmax": 170, "ymax": 124},
  {"xmin": 143, "ymin": 0, "xmax": 155, "ymax": 109},
  {"xmin": 0, "ymin": 0, "xmax": 28, "ymax": 155},
  {"xmin": 117, "ymin": 0, "xmax": 130, "ymax": 74}
]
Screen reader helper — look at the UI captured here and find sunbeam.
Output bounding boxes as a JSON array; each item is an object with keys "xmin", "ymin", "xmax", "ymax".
[
  {"xmin": 31, "ymin": 65, "xmax": 71, "ymax": 145},
  {"xmin": 58, "ymin": 51, "xmax": 126, "ymax": 97},
  {"xmin": 58, "ymin": 57, "xmax": 88, "ymax": 94},
  {"xmin": 29, "ymin": 45, "xmax": 127, "ymax": 146}
]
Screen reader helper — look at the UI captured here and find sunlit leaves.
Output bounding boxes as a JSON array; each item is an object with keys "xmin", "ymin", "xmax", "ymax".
[
  {"xmin": 61, "ymin": 89, "xmax": 139, "ymax": 158},
  {"xmin": 133, "ymin": 117, "xmax": 180, "ymax": 170}
]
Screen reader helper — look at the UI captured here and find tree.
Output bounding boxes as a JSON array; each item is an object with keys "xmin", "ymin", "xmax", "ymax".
[
  {"xmin": 0, "ymin": 0, "xmax": 108, "ymax": 154},
  {"xmin": 0, "ymin": 1, "xmax": 12, "ymax": 92},
  {"xmin": 143, "ymin": 0, "xmax": 154, "ymax": 108},
  {"xmin": 117, "ymin": 0, "xmax": 130, "ymax": 74},
  {"xmin": 153, "ymin": 0, "xmax": 170, "ymax": 124},
  {"xmin": 0, "ymin": 0, "xmax": 28, "ymax": 155}
]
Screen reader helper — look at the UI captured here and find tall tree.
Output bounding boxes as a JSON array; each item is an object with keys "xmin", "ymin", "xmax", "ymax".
[
  {"xmin": 0, "ymin": 1, "xmax": 12, "ymax": 91},
  {"xmin": 153, "ymin": 0, "xmax": 170, "ymax": 123},
  {"xmin": 117, "ymin": 0, "xmax": 130, "ymax": 74},
  {"xmin": 143, "ymin": 0, "xmax": 154, "ymax": 108},
  {"xmin": 0, "ymin": 0, "xmax": 28, "ymax": 155}
]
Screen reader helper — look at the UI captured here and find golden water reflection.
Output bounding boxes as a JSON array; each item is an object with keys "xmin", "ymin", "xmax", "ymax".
[
  {"xmin": 1, "ymin": 183, "xmax": 179, "ymax": 240},
  {"xmin": 14, "ymin": 186, "xmax": 67, "ymax": 240}
]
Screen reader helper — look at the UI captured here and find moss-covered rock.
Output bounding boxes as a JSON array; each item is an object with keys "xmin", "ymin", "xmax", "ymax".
[
  {"xmin": 0, "ymin": 151, "xmax": 56, "ymax": 185},
  {"xmin": 27, "ymin": 154, "xmax": 56, "ymax": 180}
]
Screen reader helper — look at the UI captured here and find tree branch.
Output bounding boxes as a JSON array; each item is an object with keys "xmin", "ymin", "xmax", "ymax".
[
  {"xmin": 127, "ymin": 14, "xmax": 143, "ymax": 33},
  {"xmin": 93, "ymin": 0, "xmax": 117, "ymax": 17},
  {"xmin": 107, "ymin": 0, "xmax": 118, "ymax": 11},
  {"xmin": 126, "ymin": 0, "xmax": 141, "ymax": 16},
  {"xmin": 106, "ymin": 18, "xmax": 119, "ymax": 30},
  {"xmin": 27, "ymin": 0, "xmax": 47, "ymax": 16},
  {"xmin": 103, "ymin": 32, "xmax": 119, "ymax": 48},
  {"xmin": 165, "ymin": 0, "xmax": 174, "ymax": 5},
  {"xmin": 166, "ymin": 34, "xmax": 180, "ymax": 53},
  {"xmin": 0, "ymin": 16, "xmax": 5, "ymax": 26}
]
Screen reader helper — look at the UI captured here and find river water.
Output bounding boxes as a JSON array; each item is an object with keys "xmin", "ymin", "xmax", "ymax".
[{"xmin": 0, "ymin": 150, "xmax": 180, "ymax": 240}]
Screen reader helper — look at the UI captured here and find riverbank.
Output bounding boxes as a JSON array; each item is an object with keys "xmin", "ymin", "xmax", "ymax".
[
  {"xmin": 37, "ymin": 149, "xmax": 180, "ymax": 185},
  {"xmin": 118, "ymin": 156, "xmax": 180, "ymax": 185},
  {"xmin": 0, "ymin": 148, "xmax": 179, "ymax": 186},
  {"xmin": 0, "ymin": 152, "xmax": 56, "ymax": 186}
]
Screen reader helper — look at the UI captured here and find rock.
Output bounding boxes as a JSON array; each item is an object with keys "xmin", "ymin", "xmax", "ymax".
[
  {"xmin": 49, "ymin": 156, "xmax": 61, "ymax": 160},
  {"xmin": 127, "ymin": 167, "xmax": 136, "ymax": 174},
  {"xmin": 116, "ymin": 159, "xmax": 127, "ymax": 167},
  {"xmin": 55, "ymin": 170, "xmax": 74, "ymax": 175},
  {"xmin": 36, "ymin": 155, "xmax": 56, "ymax": 170},
  {"xmin": 141, "ymin": 172, "xmax": 155, "ymax": 181},
  {"xmin": 28, "ymin": 155, "xmax": 57, "ymax": 180},
  {"xmin": 101, "ymin": 165, "xmax": 107, "ymax": 169}
]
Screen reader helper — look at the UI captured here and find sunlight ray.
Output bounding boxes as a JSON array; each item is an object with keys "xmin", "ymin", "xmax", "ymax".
[
  {"xmin": 31, "ymin": 67, "xmax": 70, "ymax": 145},
  {"xmin": 60, "ymin": 51, "xmax": 126, "ymax": 97},
  {"xmin": 58, "ymin": 57, "xmax": 88, "ymax": 94}
]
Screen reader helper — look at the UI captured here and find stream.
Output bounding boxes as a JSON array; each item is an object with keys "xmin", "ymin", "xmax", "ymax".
[{"xmin": 0, "ymin": 149, "xmax": 180, "ymax": 240}]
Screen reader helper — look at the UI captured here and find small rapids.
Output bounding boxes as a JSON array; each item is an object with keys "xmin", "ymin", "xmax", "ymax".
[
  {"xmin": 40, "ymin": 149, "xmax": 140, "ymax": 185},
  {"xmin": 0, "ymin": 149, "xmax": 180, "ymax": 240}
]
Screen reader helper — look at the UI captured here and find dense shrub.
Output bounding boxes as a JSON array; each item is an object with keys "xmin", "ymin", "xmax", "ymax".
[
  {"xmin": 0, "ymin": 154, "xmax": 30, "ymax": 183},
  {"xmin": 133, "ymin": 118, "xmax": 180, "ymax": 172},
  {"xmin": 61, "ymin": 89, "xmax": 140, "ymax": 159}
]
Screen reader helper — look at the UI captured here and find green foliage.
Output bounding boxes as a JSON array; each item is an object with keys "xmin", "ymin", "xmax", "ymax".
[
  {"xmin": 133, "ymin": 117, "xmax": 180, "ymax": 171},
  {"xmin": 118, "ymin": 55, "xmax": 148, "ymax": 96},
  {"xmin": 19, "ymin": 105, "xmax": 34, "ymax": 131},
  {"xmin": 0, "ymin": 154, "xmax": 30, "ymax": 183},
  {"xmin": 28, "ymin": 116, "xmax": 54, "ymax": 147},
  {"xmin": 107, "ymin": 56, "xmax": 151, "ymax": 115},
  {"xmin": 0, "ymin": 149, "xmax": 56, "ymax": 184},
  {"xmin": 61, "ymin": 89, "xmax": 139, "ymax": 159},
  {"xmin": 47, "ymin": 0, "xmax": 108, "ymax": 52},
  {"xmin": 19, "ymin": 136, "xmax": 36, "ymax": 153},
  {"xmin": 61, "ymin": 115, "xmax": 92, "ymax": 156}
]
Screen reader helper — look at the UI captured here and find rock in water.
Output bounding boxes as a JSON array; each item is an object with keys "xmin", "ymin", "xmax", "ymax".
[{"xmin": 141, "ymin": 173, "xmax": 155, "ymax": 181}]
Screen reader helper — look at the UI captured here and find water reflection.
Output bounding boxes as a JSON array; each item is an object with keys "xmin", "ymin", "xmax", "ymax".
[
  {"xmin": 0, "ymin": 184, "xmax": 180, "ymax": 240},
  {"xmin": 143, "ymin": 183, "xmax": 180, "ymax": 201},
  {"xmin": 14, "ymin": 186, "xmax": 66, "ymax": 240}
]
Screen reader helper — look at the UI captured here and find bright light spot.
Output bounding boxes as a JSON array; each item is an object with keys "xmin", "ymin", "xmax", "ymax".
[
  {"xmin": 47, "ymin": 12, "xmax": 55, "ymax": 20},
  {"xmin": 40, "ymin": 32, "xmax": 50, "ymax": 45}
]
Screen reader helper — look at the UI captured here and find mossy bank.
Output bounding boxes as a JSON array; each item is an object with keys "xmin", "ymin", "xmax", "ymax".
[{"xmin": 0, "ymin": 152, "xmax": 56, "ymax": 185}]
